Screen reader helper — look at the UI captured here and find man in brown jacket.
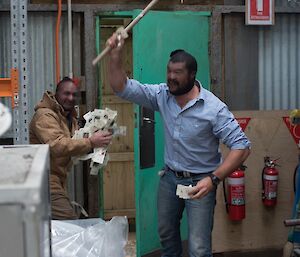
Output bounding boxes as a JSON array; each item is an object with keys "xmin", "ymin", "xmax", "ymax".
[{"xmin": 30, "ymin": 77, "xmax": 112, "ymax": 219}]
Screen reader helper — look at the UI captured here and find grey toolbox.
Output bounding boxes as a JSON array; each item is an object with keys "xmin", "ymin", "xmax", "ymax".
[{"xmin": 0, "ymin": 145, "xmax": 51, "ymax": 257}]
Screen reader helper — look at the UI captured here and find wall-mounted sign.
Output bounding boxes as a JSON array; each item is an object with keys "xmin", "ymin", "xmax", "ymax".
[
  {"xmin": 283, "ymin": 117, "xmax": 300, "ymax": 146},
  {"xmin": 236, "ymin": 118, "xmax": 251, "ymax": 132},
  {"xmin": 246, "ymin": 0, "xmax": 274, "ymax": 25}
]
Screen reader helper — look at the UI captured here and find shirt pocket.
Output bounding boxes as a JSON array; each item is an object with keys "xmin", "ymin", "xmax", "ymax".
[{"xmin": 180, "ymin": 118, "xmax": 212, "ymax": 144}]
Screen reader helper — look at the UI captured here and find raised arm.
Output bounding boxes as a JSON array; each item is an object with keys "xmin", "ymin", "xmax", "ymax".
[{"xmin": 107, "ymin": 33, "xmax": 127, "ymax": 93}]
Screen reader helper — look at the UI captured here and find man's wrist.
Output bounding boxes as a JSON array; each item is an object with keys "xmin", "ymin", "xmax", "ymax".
[
  {"xmin": 88, "ymin": 137, "xmax": 94, "ymax": 148},
  {"xmin": 208, "ymin": 173, "xmax": 221, "ymax": 187}
]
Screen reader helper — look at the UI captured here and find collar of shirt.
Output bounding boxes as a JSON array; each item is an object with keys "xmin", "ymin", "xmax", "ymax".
[
  {"xmin": 165, "ymin": 79, "xmax": 205, "ymax": 112},
  {"xmin": 166, "ymin": 79, "xmax": 204, "ymax": 98}
]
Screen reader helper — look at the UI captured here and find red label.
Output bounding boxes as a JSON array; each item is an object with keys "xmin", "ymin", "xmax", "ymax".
[
  {"xmin": 283, "ymin": 116, "xmax": 300, "ymax": 145},
  {"xmin": 236, "ymin": 118, "xmax": 251, "ymax": 132},
  {"xmin": 250, "ymin": 0, "xmax": 270, "ymax": 20},
  {"xmin": 229, "ymin": 185, "xmax": 245, "ymax": 205},
  {"xmin": 264, "ymin": 180, "xmax": 277, "ymax": 200}
]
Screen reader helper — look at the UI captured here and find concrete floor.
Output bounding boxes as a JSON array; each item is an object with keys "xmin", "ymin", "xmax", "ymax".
[{"xmin": 124, "ymin": 233, "xmax": 283, "ymax": 257}]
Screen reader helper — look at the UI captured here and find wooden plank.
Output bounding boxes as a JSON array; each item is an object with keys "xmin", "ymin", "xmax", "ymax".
[
  {"xmin": 102, "ymin": 95, "xmax": 131, "ymax": 104},
  {"xmin": 104, "ymin": 208, "xmax": 136, "ymax": 219},
  {"xmin": 212, "ymin": 110, "xmax": 297, "ymax": 253},
  {"xmin": 109, "ymin": 152, "xmax": 134, "ymax": 162},
  {"xmin": 103, "ymin": 161, "xmax": 135, "ymax": 210}
]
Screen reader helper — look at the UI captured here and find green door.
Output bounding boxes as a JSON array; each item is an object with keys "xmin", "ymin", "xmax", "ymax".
[{"xmin": 132, "ymin": 10, "xmax": 211, "ymax": 256}]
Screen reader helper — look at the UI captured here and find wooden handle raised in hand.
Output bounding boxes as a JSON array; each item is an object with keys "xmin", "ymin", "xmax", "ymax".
[{"xmin": 92, "ymin": 0, "xmax": 159, "ymax": 66}]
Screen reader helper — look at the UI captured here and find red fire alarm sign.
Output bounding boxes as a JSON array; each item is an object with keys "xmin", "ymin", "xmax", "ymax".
[{"xmin": 246, "ymin": 0, "xmax": 274, "ymax": 25}]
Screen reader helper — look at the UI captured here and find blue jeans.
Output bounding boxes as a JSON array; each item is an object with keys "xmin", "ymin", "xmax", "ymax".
[{"xmin": 157, "ymin": 170, "xmax": 216, "ymax": 257}]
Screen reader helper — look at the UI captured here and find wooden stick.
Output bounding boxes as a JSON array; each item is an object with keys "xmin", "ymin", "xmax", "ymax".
[{"xmin": 92, "ymin": 0, "xmax": 159, "ymax": 66}]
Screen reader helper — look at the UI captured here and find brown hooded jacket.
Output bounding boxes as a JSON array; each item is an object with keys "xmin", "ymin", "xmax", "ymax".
[{"xmin": 29, "ymin": 91, "xmax": 92, "ymax": 192}]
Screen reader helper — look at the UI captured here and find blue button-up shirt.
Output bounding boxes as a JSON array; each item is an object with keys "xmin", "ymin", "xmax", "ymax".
[{"xmin": 117, "ymin": 79, "xmax": 251, "ymax": 174}]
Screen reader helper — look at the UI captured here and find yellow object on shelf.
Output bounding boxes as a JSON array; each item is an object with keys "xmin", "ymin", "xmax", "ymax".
[{"xmin": 290, "ymin": 109, "xmax": 300, "ymax": 125}]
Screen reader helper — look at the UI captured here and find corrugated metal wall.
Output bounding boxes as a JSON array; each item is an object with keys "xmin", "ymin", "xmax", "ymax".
[
  {"xmin": 259, "ymin": 14, "xmax": 300, "ymax": 110},
  {"xmin": 276, "ymin": 0, "xmax": 300, "ymax": 8},
  {"xmin": 225, "ymin": 0, "xmax": 300, "ymax": 7},
  {"xmin": 224, "ymin": 13, "xmax": 300, "ymax": 111},
  {"xmin": 0, "ymin": 10, "xmax": 84, "ymax": 206},
  {"xmin": 0, "ymin": 12, "xmax": 13, "ymax": 127},
  {"xmin": 224, "ymin": 13, "xmax": 259, "ymax": 111},
  {"xmin": 0, "ymin": 11, "xmax": 82, "ymax": 137},
  {"xmin": 0, "ymin": 12, "xmax": 11, "ymax": 79}
]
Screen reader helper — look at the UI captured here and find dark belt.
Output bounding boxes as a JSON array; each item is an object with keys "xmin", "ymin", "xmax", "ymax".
[{"xmin": 165, "ymin": 166, "xmax": 199, "ymax": 178}]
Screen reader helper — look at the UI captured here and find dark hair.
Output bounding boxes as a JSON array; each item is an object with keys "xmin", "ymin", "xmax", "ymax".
[
  {"xmin": 169, "ymin": 49, "xmax": 197, "ymax": 74},
  {"xmin": 56, "ymin": 77, "xmax": 76, "ymax": 92}
]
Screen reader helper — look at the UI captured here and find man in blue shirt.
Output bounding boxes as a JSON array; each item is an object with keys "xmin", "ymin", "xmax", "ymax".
[{"xmin": 107, "ymin": 34, "xmax": 250, "ymax": 257}]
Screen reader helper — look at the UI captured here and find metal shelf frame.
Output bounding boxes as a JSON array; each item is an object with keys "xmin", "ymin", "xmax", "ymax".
[{"xmin": 10, "ymin": 0, "xmax": 29, "ymax": 144}]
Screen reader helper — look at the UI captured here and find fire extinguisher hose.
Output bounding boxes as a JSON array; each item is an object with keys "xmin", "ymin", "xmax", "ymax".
[
  {"xmin": 222, "ymin": 180, "xmax": 229, "ymax": 213},
  {"xmin": 261, "ymin": 166, "xmax": 266, "ymax": 199},
  {"xmin": 294, "ymin": 164, "xmax": 299, "ymax": 193}
]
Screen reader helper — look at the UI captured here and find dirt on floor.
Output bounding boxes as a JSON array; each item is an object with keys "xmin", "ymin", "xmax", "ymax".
[{"xmin": 125, "ymin": 232, "xmax": 136, "ymax": 257}]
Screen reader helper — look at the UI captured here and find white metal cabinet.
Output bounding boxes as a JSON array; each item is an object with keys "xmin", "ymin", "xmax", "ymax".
[{"xmin": 0, "ymin": 145, "xmax": 51, "ymax": 257}]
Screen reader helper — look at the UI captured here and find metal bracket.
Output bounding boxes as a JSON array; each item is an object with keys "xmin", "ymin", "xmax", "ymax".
[{"xmin": 0, "ymin": 68, "xmax": 19, "ymax": 108}]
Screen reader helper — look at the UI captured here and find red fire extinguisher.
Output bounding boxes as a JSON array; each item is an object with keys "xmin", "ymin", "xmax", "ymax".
[
  {"xmin": 262, "ymin": 157, "xmax": 279, "ymax": 207},
  {"xmin": 225, "ymin": 165, "xmax": 246, "ymax": 221}
]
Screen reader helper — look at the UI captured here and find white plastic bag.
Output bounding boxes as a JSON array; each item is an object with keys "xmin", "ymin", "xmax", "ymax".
[{"xmin": 51, "ymin": 216, "xmax": 128, "ymax": 257}]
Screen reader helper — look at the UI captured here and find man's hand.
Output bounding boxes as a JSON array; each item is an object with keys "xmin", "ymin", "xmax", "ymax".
[
  {"xmin": 89, "ymin": 131, "xmax": 113, "ymax": 148},
  {"xmin": 188, "ymin": 176, "xmax": 215, "ymax": 200},
  {"xmin": 107, "ymin": 32, "xmax": 125, "ymax": 54}
]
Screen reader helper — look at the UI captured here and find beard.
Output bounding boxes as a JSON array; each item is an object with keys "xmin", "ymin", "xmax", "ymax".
[{"xmin": 168, "ymin": 78, "xmax": 195, "ymax": 96}]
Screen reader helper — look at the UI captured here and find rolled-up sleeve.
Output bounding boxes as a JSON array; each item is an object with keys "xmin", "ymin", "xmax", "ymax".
[{"xmin": 213, "ymin": 106, "xmax": 251, "ymax": 150}]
